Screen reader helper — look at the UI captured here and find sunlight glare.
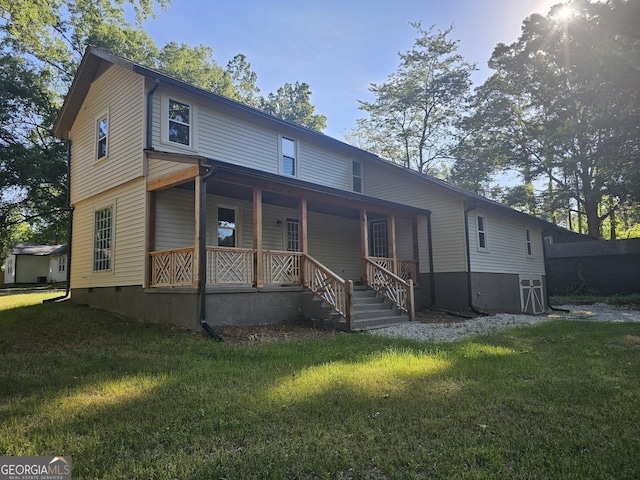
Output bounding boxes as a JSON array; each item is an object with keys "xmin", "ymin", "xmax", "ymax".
[{"xmin": 553, "ymin": 4, "xmax": 575, "ymax": 21}]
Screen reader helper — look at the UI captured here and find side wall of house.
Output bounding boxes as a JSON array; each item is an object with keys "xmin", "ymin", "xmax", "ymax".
[
  {"xmin": 69, "ymin": 65, "xmax": 145, "ymax": 204},
  {"xmin": 15, "ymin": 256, "xmax": 49, "ymax": 283},
  {"xmin": 71, "ymin": 179, "xmax": 147, "ymax": 288}
]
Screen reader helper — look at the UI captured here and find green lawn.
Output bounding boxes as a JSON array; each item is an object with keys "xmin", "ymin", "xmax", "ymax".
[{"xmin": 1, "ymin": 294, "xmax": 639, "ymax": 479}]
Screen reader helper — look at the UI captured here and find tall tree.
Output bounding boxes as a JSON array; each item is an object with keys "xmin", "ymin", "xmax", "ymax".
[
  {"xmin": 453, "ymin": 0, "xmax": 640, "ymax": 237},
  {"xmin": 261, "ymin": 81, "xmax": 327, "ymax": 131},
  {"xmin": 348, "ymin": 23, "xmax": 475, "ymax": 176},
  {"xmin": 0, "ymin": 0, "xmax": 167, "ymax": 256},
  {"xmin": 226, "ymin": 54, "xmax": 261, "ymax": 107}
]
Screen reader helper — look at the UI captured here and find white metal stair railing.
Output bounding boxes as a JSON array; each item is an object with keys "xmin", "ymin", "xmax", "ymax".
[{"xmin": 364, "ymin": 257, "xmax": 415, "ymax": 321}]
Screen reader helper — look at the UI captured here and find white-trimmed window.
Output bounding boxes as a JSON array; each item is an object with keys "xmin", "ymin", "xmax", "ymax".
[
  {"xmin": 286, "ymin": 219, "xmax": 300, "ymax": 252},
  {"xmin": 58, "ymin": 256, "xmax": 65, "ymax": 272},
  {"xmin": 94, "ymin": 206, "xmax": 113, "ymax": 271},
  {"xmin": 217, "ymin": 206, "xmax": 238, "ymax": 247},
  {"xmin": 281, "ymin": 136, "xmax": 296, "ymax": 176},
  {"xmin": 96, "ymin": 111, "xmax": 109, "ymax": 160},
  {"xmin": 168, "ymin": 98, "xmax": 191, "ymax": 146},
  {"xmin": 525, "ymin": 228, "xmax": 533, "ymax": 256},
  {"xmin": 370, "ymin": 220, "xmax": 388, "ymax": 258},
  {"xmin": 476, "ymin": 215, "xmax": 487, "ymax": 250},
  {"xmin": 6, "ymin": 258, "xmax": 12, "ymax": 275},
  {"xmin": 352, "ymin": 160, "xmax": 363, "ymax": 193}
]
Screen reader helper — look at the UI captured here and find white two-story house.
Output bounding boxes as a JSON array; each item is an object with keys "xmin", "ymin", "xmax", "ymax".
[{"xmin": 53, "ymin": 47, "xmax": 548, "ymax": 332}]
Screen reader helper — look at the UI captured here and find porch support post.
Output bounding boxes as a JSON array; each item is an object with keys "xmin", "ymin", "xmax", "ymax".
[
  {"xmin": 361, "ymin": 209, "xmax": 369, "ymax": 285},
  {"xmin": 193, "ymin": 177, "xmax": 201, "ymax": 289},
  {"xmin": 300, "ymin": 197, "xmax": 308, "ymax": 285},
  {"xmin": 389, "ymin": 214, "xmax": 398, "ymax": 275},
  {"xmin": 253, "ymin": 187, "xmax": 263, "ymax": 288}
]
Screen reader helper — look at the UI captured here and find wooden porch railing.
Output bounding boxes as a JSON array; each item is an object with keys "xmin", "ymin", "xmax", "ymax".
[
  {"xmin": 369, "ymin": 256, "xmax": 418, "ymax": 285},
  {"xmin": 263, "ymin": 250, "xmax": 302, "ymax": 285},
  {"xmin": 364, "ymin": 257, "xmax": 415, "ymax": 321},
  {"xmin": 150, "ymin": 247, "xmax": 195, "ymax": 287},
  {"xmin": 206, "ymin": 246, "xmax": 254, "ymax": 285},
  {"xmin": 302, "ymin": 254, "xmax": 354, "ymax": 330}
]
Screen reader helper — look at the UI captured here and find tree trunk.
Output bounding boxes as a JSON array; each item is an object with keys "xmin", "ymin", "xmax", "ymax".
[{"xmin": 584, "ymin": 197, "xmax": 601, "ymax": 238}]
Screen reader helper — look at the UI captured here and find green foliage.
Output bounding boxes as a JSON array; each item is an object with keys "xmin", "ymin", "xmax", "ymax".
[
  {"xmin": 1, "ymin": 295, "xmax": 639, "ymax": 478},
  {"xmin": 260, "ymin": 81, "xmax": 327, "ymax": 131},
  {"xmin": 349, "ymin": 23, "xmax": 475, "ymax": 176},
  {"xmin": 453, "ymin": 0, "xmax": 640, "ymax": 237}
]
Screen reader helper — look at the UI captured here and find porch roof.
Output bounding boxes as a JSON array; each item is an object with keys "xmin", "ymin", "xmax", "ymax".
[{"xmin": 147, "ymin": 149, "xmax": 431, "ymax": 218}]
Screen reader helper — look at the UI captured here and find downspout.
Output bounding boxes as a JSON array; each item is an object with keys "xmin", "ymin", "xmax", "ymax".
[
  {"xmin": 197, "ymin": 165, "xmax": 223, "ymax": 341},
  {"xmin": 463, "ymin": 201, "xmax": 488, "ymax": 315},
  {"xmin": 426, "ymin": 211, "xmax": 436, "ymax": 307},
  {"xmin": 146, "ymin": 78, "xmax": 160, "ymax": 150},
  {"xmin": 541, "ymin": 229, "xmax": 570, "ymax": 312},
  {"xmin": 45, "ymin": 140, "xmax": 73, "ymax": 303}
]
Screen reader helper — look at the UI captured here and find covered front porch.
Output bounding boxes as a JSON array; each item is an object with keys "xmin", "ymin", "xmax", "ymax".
[{"xmin": 145, "ymin": 154, "xmax": 429, "ymax": 330}]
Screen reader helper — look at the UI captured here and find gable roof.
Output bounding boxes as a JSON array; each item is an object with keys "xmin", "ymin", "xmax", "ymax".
[
  {"xmin": 55, "ymin": 46, "xmax": 557, "ymax": 229},
  {"xmin": 10, "ymin": 243, "xmax": 67, "ymax": 256}
]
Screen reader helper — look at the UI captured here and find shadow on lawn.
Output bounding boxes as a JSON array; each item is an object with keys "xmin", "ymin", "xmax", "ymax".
[{"xmin": 2, "ymin": 301, "xmax": 639, "ymax": 479}]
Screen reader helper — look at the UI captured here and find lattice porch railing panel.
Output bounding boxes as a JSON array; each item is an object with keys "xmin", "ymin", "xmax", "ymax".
[
  {"xmin": 263, "ymin": 251, "xmax": 301, "ymax": 285},
  {"xmin": 150, "ymin": 247, "xmax": 195, "ymax": 287}
]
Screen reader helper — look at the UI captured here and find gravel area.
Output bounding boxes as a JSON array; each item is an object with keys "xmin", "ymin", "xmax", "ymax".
[{"xmin": 369, "ymin": 304, "xmax": 640, "ymax": 343}]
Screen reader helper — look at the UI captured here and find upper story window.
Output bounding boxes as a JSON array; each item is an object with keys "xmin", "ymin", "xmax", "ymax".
[
  {"xmin": 281, "ymin": 136, "xmax": 296, "ymax": 176},
  {"xmin": 525, "ymin": 228, "xmax": 533, "ymax": 256},
  {"xmin": 352, "ymin": 160, "xmax": 363, "ymax": 193},
  {"xmin": 94, "ymin": 206, "xmax": 113, "ymax": 271},
  {"xmin": 96, "ymin": 112, "xmax": 108, "ymax": 160},
  {"xmin": 476, "ymin": 215, "xmax": 487, "ymax": 250},
  {"xmin": 168, "ymin": 99, "xmax": 191, "ymax": 146}
]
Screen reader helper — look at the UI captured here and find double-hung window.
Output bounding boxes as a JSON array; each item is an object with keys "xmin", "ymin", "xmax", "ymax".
[
  {"xmin": 96, "ymin": 113, "xmax": 108, "ymax": 160},
  {"xmin": 94, "ymin": 207, "xmax": 113, "ymax": 271},
  {"xmin": 477, "ymin": 215, "xmax": 487, "ymax": 250},
  {"xmin": 58, "ymin": 256, "xmax": 65, "ymax": 273},
  {"xmin": 168, "ymin": 99, "xmax": 191, "ymax": 146},
  {"xmin": 352, "ymin": 160, "xmax": 363, "ymax": 193},
  {"xmin": 281, "ymin": 137, "xmax": 296, "ymax": 176}
]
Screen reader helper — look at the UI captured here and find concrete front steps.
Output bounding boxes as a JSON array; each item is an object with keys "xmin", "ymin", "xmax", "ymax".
[{"xmin": 303, "ymin": 286, "xmax": 410, "ymax": 331}]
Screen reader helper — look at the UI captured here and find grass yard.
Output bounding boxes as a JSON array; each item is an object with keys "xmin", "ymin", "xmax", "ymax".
[{"xmin": 1, "ymin": 294, "xmax": 639, "ymax": 479}]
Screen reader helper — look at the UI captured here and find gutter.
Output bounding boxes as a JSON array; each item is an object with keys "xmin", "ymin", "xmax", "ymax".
[
  {"xmin": 426, "ymin": 211, "xmax": 436, "ymax": 307},
  {"xmin": 146, "ymin": 78, "xmax": 160, "ymax": 150},
  {"xmin": 45, "ymin": 140, "xmax": 73, "ymax": 303},
  {"xmin": 196, "ymin": 164, "xmax": 223, "ymax": 341},
  {"xmin": 463, "ymin": 201, "xmax": 488, "ymax": 315},
  {"xmin": 541, "ymin": 229, "xmax": 570, "ymax": 312}
]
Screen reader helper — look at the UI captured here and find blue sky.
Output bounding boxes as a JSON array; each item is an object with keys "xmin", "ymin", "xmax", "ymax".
[{"xmin": 142, "ymin": 0, "xmax": 562, "ymax": 139}]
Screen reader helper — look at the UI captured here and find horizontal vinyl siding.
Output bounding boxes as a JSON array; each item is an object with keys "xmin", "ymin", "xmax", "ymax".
[
  {"xmin": 308, "ymin": 212, "xmax": 361, "ymax": 281},
  {"xmin": 70, "ymin": 65, "xmax": 144, "ymax": 203},
  {"xmin": 150, "ymin": 86, "xmax": 362, "ymax": 192},
  {"xmin": 299, "ymin": 143, "xmax": 351, "ymax": 190},
  {"xmin": 469, "ymin": 208, "xmax": 545, "ymax": 275},
  {"xmin": 71, "ymin": 180, "xmax": 146, "ymax": 288},
  {"xmin": 395, "ymin": 216, "xmax": 414, "ymax": 260},
  {"xmin": 154, "ymin": 188, "xmax": 195, "ymax": 250},
  {"xmin": 366, "ymin": 163, "xmax": 467, "ymax": 273}
]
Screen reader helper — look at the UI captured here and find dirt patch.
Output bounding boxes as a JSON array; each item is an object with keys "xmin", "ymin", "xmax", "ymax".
[
  {"xmin": 210, "ymin": 319, "xmax": 340, "ymax": 346},
  {"xmin": 207, "ymin": 309, "xmax": 470, "ymax": 345}
]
